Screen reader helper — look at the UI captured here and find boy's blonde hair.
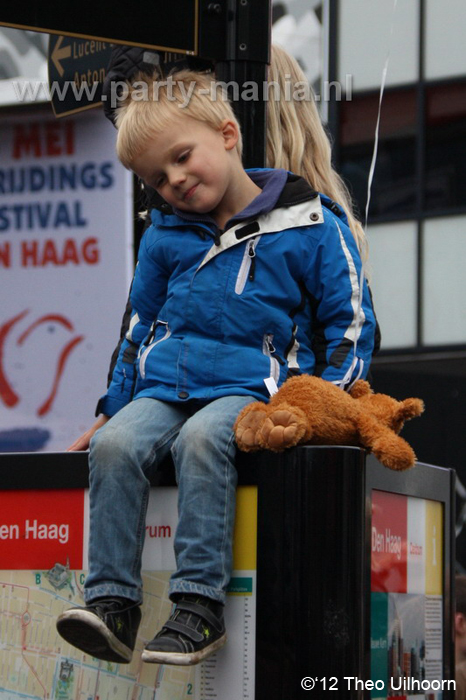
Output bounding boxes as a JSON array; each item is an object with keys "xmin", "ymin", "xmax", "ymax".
[
  {"xmin": 115, "ymin": 69, "xmax": 242, "ymax": 169},
  {"xmin": 267, "ymin": 45, "xmax": 367, "ymax": 258},
  {"xmin": 116, "ymin": 51, "xmax": 366, "ymax": 260}
]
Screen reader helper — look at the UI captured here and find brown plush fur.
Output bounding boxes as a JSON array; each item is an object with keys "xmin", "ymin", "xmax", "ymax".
[{"xmin": 234, "ymin": 376, "xmax": 424, "ymax": 471}]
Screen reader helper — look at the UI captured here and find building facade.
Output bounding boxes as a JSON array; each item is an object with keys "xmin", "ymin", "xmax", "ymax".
[{"xmin": 324, "ymin": 0, "xmax": 466, "ymax": 567}]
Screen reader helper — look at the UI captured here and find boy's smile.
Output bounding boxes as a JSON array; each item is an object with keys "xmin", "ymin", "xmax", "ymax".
[{"xmin": 130, "ymin": 116, "xmax": 261, "ymax": 228}]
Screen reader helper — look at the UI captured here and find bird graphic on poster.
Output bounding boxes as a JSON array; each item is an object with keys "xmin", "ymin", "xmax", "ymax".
[{"xmin": 0, "ymin": 309, "xmax": 84, "ymax": 417}]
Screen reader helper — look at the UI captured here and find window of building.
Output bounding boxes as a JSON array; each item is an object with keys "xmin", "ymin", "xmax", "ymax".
[
  {"xmin": 339, "ymin": 89, "xmax": 418, "ymax": 220},
  {"xmin": 424, "ymin": 0, "xmax": 466, "ymax": 81},
  {"xmin": 425, "ymin": 81, "xmax": 466, "ymax": 212},
  {"xmin": 366, "ymin": 222, "xmax": 417, "ymax": 349},
  {"xmin": 337, "ymin": 0, "xmax": 419, "ymax": 91},
  {"xmin": 339, "ymin": 79, "xmax": 466, "ymax": 221},
  {"xmin": 422, "ymin": 216, "xmax": 466, "ymax": 345}
]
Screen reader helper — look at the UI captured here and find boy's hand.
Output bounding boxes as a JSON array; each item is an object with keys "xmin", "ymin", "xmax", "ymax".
[{"xmin": 67, "ymin": 414, "xmax": 110, "ymax": 451}]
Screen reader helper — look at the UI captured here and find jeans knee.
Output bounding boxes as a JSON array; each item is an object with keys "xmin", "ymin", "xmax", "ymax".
[
  {"xmin": 174, "ymin": 427, "xmax": 237, "ymax": 491},
  {"xmin": 90, "ymin": 423, "xmax": 147, "ymax": 480},
  {"xmin": 177, "ymin": 421, "xmax": 232, "ymax": 463},
  {"xmin": 180, "ymin": 424, "xmax": 211, "ymax": 454},
  {"xmin": 91, "ymin": 423, "xmax": 120, "ymax": 460}
]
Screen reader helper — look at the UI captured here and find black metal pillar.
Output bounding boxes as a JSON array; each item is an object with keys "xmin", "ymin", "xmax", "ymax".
[{"xmin": 200, "ymin": 0, "xmax": 271, "ymax": 168}]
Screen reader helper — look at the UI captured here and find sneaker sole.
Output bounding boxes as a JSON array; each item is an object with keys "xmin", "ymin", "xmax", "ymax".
[
  {"xmin": 56, "ymin": 609, "xmax": 133, "ymax": 664},
  {"xmin": 141, "ymin": 633, "xmax": 227, "ymax": 666}
]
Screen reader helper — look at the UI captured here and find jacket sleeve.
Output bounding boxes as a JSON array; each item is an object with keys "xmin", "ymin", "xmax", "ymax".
[
  {"xmin": 303, "ymin": 216, "xmax": 376, "ymax": 389},
  {"xmin": 102, "ymin": 198, "xmax": 158, "ymax": 391},
  {"xmin": 97, "ymin": 228, "xmax": 169, "ymax": 416}
]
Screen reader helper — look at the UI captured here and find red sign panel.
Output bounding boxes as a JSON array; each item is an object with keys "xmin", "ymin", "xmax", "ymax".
[
  {"xmin": 371, "ymin": 490, "xmax": 407, "ymax": 593},
  {"xmin": 0, "ymin": 489, "xmax": 84, "ymax": 569}
]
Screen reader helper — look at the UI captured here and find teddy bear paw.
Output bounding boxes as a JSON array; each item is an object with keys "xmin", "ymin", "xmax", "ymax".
[
  {"xmin": 258, "ymin": 407, "xmax": 308, "ymax": 451},
  {"xmin": 235, "ymin": 408, "xmax": 268, "ymax": 451}
]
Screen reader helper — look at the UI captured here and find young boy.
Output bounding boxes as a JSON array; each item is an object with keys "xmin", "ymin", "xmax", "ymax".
[{"xmin": 56, "ymin": 70, "xmax": 376, "ymax": 667}]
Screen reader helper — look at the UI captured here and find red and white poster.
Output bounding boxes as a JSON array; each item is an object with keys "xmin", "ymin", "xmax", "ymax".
[
  {"xmin": 371, "ymin": 490, "xmax": 445, "ymax": 699},
  {"xmin": 0, "ymin": 108, "xmax": 133, "ymax": 451}
]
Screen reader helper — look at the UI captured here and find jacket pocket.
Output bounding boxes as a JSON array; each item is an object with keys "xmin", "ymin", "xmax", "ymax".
[
  {"xmin": 235, "ymin": 236, "xmax": 261, "ymax": 295},
  {"xmin": 139, "ymin": 320, "xmax": 171, "ymax": 379}
]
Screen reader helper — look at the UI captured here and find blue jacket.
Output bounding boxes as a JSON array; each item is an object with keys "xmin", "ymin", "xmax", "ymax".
[{"xmin": 99, "ymin": 170, "xmax": 376, "ymax": 416}]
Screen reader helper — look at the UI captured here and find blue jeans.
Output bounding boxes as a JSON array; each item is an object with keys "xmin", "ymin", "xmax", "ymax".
[{"xmin": 84, "ymin": 395, "xmax": 254, "ymax": 606}]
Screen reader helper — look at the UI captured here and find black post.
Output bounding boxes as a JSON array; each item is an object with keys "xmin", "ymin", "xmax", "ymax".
[{"xmin": 199, "ymin": 0, "xmax": 271, "ymax": 169}]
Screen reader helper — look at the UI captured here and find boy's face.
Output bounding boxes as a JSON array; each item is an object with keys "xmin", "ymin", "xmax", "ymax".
[{"xmin": 131, "ymin": 116, "xmax": 239, "ymax": 221}]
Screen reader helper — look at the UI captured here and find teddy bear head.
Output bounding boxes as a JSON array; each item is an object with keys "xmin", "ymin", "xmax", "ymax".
[{"xmin": 349, "ymin": 380, "xmax": 424, "ymax": 434}]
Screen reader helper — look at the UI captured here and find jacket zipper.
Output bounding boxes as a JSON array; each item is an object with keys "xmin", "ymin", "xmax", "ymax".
[{"xmin": 235, "ymin": 237, "xmax": 260, "ymax": 295}]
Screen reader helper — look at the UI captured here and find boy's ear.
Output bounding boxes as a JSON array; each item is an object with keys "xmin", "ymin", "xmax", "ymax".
[{"xmin": 220, "ymin": 119, "xmax": 239, "ymax": 151}]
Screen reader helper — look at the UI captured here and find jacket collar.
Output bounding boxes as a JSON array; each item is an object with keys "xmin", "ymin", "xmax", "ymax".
[
  {"xmin": 150, "ymin": 169, "xmax": 349, "ymax": 229},
  {"xmin": 151, "ymin": 169, "xmax": 317, "ymax": 227}
]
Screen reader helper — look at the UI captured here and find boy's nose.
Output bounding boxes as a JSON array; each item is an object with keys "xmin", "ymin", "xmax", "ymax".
[{"xmin": 169, "ymin": 169, "xmax": 186, "ymax": 187}]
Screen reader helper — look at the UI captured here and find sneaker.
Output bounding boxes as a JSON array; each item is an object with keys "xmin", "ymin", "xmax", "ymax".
[
  {"xmin": 56, "ymin": 597, "xmax": 141, "ymax": 663},
  {"xmin": 142, "ymin": 595, "xmax": 226, "ymax": 666}
]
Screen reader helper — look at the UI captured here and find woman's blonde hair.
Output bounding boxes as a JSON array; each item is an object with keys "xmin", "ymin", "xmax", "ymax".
[
  {"xmin": 115, "ymin": 69, "xmax": 242, "ymax": 169},
  {"xmin": 266, "ymin": 45, "xmax": 367, "ymax": 257}
]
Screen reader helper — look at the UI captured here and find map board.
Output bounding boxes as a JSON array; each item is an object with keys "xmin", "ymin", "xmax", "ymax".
[{"xmin": 0, "ymin": 486, "xmax": 257, "ymax": 700}]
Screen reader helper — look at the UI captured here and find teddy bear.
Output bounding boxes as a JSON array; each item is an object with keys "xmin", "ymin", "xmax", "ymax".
[{"xmin": 234, "ymin": 375, "xmax": 424, "ymax": 471}]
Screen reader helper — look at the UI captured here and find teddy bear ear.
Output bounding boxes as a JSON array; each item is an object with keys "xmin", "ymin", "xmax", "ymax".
[{"xmin": 349, "ymin": 380, "xmax": 372, "ymax": 399}]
